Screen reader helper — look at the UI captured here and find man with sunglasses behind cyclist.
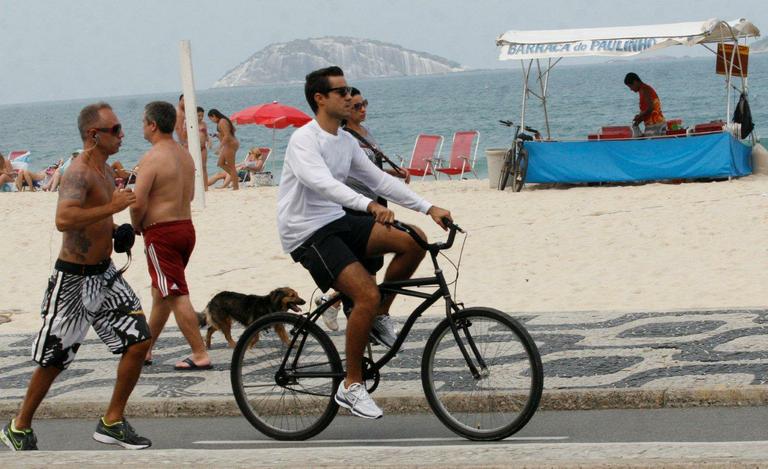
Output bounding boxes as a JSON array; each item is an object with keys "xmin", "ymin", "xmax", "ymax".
[
  {"xmin": 1, "ymin": 103, "xmax": 152, "ymax": 451},
  {"xmin": 277, "ymin": 66, "xmax": 451, "ymax": 419}
]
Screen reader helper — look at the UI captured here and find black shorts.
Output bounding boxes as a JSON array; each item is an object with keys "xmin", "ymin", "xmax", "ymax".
[
  {"xmin": 291, "ymin": 212, "xmax": 383, "ymax": 292},
  {"xmin": 342, "ymin": 209, "xmax": 385, "ymax": 273}
]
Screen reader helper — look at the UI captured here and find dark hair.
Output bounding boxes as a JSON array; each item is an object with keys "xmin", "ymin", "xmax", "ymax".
[
  {"xmin": 179, "ymin": 94, "xmax": 184, "ymax": 101},
  {"xmin": 340, "ymin": 88, "xmax": 364, "ymax": 127},
  {"xmin": 208, "ymin": 108, "xmax": 236, "ymax": 135},
  {"xmin": 77, "ymin": 102, "xmax": 113, "ymax": 141},
  {"xmin": 144, "ymin": 101, "xmax": 176, "ymax": 134},
  {"xmin": 197, "ymin": 106, "xmax": 204, "ymax": 114},
  {"xmin": 624, "ymin": 72, "xmax": 641, "ymax": 85},
  {"xmin": 304, "ymin": 66, "xmax": 344, "ymax": 114}
]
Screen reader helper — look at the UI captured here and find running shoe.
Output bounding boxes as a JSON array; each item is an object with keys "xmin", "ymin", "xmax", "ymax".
[
  {"xmin": 316, "ymin": 295, "xmax": 340, "ymax": 331},
  {"xmin": 369, "ymin": 315, "xmax": 397, "ymax": 349},
  {"xmin": 334, "ymin": 382, "xmax": 383, "ymax": 419},
  {"xmin": 92, "ymin": 417, "xmax": 151, "ymax": 450},
  {"xmin": 0, "ymin": 419, "xmax": 38, "ymax": 451}
]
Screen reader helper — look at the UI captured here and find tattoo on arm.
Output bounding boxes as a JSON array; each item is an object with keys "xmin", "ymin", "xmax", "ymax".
[{"xmin": 59, "ymin": 171, "xmax": 88, "ymax": 204}]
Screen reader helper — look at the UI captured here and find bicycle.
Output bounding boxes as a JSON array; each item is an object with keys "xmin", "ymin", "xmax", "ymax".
[
  {"xmin": 497, "ymin": 120, "xmax": 539, "ymax": 192},
  {"xmin": 230, "ymin": 219, "xmax": 544, "ymax": 441}
]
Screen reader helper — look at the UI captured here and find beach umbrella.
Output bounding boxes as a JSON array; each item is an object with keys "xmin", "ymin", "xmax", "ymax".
[
  {"xmin": 230, "ymin": 102, "xmax": 312, "ymax": 172},
  {"xmin": 230, "ymin": 101, "xmax": 312, "ymax": 128}
]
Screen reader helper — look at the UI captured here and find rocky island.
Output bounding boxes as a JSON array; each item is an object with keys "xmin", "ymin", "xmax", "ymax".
[{"xmin": 213, "ymin": 36, "xmax": 466, "ymax": 87}]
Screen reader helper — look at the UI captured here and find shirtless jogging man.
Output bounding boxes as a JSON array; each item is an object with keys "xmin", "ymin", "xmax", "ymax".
[
  {"xmin": 130, "ymin": 101, "xmax": 211, "ymax": 371},
  {"xmin": 278, "ymin": 66, "xmax": 451, "ymax": 419},
  {"xmin": 1, "ymin": 102, "xmax": 152, "ymax": 451}
]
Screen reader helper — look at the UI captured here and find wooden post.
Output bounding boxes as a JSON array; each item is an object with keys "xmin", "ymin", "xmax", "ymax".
[{"xmin": 179, "ymin": 40, "xmax": 205, "ymax": 209}]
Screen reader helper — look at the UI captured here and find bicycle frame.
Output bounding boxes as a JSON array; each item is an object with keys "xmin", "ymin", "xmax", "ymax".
[{"xmin": 275, "ymin": 222, "xmax": 488, "ymax": 385}]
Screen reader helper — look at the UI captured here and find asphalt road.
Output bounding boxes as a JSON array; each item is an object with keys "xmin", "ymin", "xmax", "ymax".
[{"xmin": 4, "ymin": 406, "xmax": 768, "ymax": 452}]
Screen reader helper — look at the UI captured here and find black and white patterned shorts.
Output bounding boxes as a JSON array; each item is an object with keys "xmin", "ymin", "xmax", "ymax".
[{"xmin": 31, "ymin": 259, "xmax": 150, "ymax": 369}]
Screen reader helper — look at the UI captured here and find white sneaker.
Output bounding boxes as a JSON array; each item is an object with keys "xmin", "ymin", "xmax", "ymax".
[
  {"xmin": 334, "ymin": 382, "xmax": 383, "ymax": 419},
  {"xmin": 316, "ymin": 295, "xmax": 340, "ymax": 331},
  {"xmin": 322, "ymin": 304, "xmax": 340, "ymax": 331},
  {"xmin": 369, "ymin": 315, "xmax": 397, "ymax": 349}
]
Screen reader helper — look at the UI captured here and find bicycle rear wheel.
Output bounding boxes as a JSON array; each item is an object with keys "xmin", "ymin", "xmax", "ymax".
[
  {"xmin": 421, "ymin": 307, "xmax": 543, "ymax": 441},
  {"xmin": 231, "ymin": 312, "xmax": 342, "ymax": 440},
  {"xmin": 497, "ymin": 147, "xmax": 515, "ymax": 190},
  {"xmin": 512, "ymin": 147, "xmax": 528, "ymax": 192}
]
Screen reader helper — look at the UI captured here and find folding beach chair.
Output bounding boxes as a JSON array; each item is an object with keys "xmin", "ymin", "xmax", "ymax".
[
  {"xmin": 403, "ymin": 134, "xmax": 443, "ymax": 180},
  {"xmin": 240, "ymin": 147, "xmax": 273, "ymax": 186},
  {"xmin": 9, "ymin": 150, "xmax": 30, "ymax": 175},
  {"xmin": 2, "ymin": 151, "xmax": 31, "ymax": 191},
  {"xmin": 436, "ymin": 131, "xmax": 480, "ymax": 180}
]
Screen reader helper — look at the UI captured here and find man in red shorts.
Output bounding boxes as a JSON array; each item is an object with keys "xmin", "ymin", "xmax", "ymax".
[{"xmin": 130, "ymin": 100, "xmax": 211, "ymax": 370}]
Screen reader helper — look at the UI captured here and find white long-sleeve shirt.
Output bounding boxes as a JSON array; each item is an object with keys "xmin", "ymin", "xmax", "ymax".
[{"xmin": 277, "ymin": 120, "xmax": 432, "ymax": 253}]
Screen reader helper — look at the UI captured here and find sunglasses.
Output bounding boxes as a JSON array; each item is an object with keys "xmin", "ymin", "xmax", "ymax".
[
  {"xmin": 326, "ymin": 86, "xmax": 352, "ymax": 97},
  {"xmin": 93, "ymin": 124, "xmax": 122, "ymax": 136},
  {"xmin": 352, "ymin": 100, "xmax": 369, "ymax": 111}
]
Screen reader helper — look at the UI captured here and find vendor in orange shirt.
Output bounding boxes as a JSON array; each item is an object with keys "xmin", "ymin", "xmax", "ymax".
[{"xmin": 624, "ymin": 72, "xmax": 666, "ymax": 136}]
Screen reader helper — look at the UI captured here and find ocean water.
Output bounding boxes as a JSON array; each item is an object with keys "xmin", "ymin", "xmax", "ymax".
[{"xmin": 1, "ymin": 54, "xmax": 766, "ymax": 179}]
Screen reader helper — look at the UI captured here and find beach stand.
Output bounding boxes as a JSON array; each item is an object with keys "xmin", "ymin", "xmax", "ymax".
[{"xmin": 495, "ymin": 18, "xmax": 761, "ymax": 185}]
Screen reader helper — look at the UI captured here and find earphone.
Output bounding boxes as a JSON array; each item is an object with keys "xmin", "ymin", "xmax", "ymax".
[{"xmin": 93, "ymin": 134, "xmax": 99, "ymax": 141}]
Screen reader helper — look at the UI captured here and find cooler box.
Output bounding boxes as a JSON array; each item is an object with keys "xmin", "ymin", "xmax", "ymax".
[
  {"xmin": 599, "ymin": 126, "xmax": 633, "ymax": 140},
  {"xmin": 693, "ymin": 122, "xmax": 725, "ymax": 134}
]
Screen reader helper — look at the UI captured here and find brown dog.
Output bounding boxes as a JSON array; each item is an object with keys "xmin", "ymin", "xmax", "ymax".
[{"xmin": 202, "ymin": 287, "xmax": 306, "ymax": 348}]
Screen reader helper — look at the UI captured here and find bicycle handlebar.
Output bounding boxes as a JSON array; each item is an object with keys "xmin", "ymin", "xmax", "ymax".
[
  {"xmin": 500, "ymin": 120, "xmax": 540, "ymax": 139},
  {"xmin": 391, "ymin": 218, "xmax": 463, "ymax": 253}
]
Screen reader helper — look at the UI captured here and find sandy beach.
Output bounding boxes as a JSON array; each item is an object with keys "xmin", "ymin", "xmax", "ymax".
[{"xmin": 2, "ymin": 177, "xmax": 768, "ymax": 333}]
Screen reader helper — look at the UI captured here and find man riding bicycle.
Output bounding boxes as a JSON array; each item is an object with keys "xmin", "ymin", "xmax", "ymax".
[{"xmin": 277, "ymin": 66, "xmax": 452, "ymax": 419}]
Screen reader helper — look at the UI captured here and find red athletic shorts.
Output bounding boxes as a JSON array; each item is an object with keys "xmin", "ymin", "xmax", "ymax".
[{"xmin": 143, "ymin": 219, "xmax": 196, "ymax": 297}]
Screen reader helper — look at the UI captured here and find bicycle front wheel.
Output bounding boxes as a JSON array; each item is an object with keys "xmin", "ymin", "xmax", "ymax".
[
  {"xmin": 497, "ymin": 148, "xmax": 515, "ymax": 190},
  {"xmin": 512, "ymin": 147, "xmax": 528, "ymax": 192},
  {"xmin": 421, "ymin": 307, "xmax": 543, "ymax": 441},
  {"xmin": 231, "ymin": 312, "xmax": 343, "ymax": 440}
]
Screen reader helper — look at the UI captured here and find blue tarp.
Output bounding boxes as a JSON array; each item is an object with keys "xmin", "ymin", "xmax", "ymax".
[{"xmin": 526, "ymin": 132, "xmax": 753, "ymax": 183}]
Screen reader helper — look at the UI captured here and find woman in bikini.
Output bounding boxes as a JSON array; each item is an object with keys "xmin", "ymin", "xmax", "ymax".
[
  {"xmin": 0, "ymin": 153, "xmax": 15, "ymax": 188},
  {"xmin": 208, "ymin": 108, "xmax": 239, "ymax": 191}
]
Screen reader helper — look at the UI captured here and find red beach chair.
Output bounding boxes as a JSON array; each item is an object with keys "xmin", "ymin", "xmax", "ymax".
[
  {"xmin": 404, "ymin": 134, "xmax": 443, "ymax": 180},
  {"xmin": 436, "ymin": 131, "xmax": 480, "ymax": 180}
]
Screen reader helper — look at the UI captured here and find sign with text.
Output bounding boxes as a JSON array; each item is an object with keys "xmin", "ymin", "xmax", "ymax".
[{"xmin": 500, "ymin": 37, "xmax": 664, "ymax": 60}]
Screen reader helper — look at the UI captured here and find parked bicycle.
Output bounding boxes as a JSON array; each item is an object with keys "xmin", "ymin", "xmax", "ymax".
[
  {"xmin": 498, "ymin": 120, "xmax": 540, "ymax": 192},
  {"xmin": 230, "ymin": 219, "xmax": 544, "ymax": 441}
]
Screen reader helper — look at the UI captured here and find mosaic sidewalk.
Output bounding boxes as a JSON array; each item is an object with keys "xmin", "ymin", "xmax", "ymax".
[{"xmin": 2, "ymin": 308, "xmax": 768, "ymax": 417}]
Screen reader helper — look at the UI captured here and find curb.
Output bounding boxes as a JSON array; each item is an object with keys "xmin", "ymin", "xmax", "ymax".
[
  {"xmin": 3, "ymin": 386, "xmax": 768, "ymax": 419},
  {"xmin": 4, "ymin": 443, "xmax": 768, "ymax": 468}
]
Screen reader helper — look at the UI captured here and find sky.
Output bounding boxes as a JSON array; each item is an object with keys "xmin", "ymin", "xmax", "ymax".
[{"xmin": 0, "ymin": 0, "xmax": 765, "ymax": 105}]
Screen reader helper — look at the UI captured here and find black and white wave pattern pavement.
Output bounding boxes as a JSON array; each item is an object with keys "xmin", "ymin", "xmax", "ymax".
[{"xmin": 2, "ymin": 309, "xmax": 768, "ymax": 400}]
